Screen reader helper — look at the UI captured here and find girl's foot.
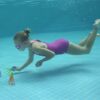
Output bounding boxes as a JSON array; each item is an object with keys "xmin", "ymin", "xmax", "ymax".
[
  {"xmin": 97, "ymin": 33, "xmax": 100, "ymax": 36},
  {"xmin": 94, "ymin": 19, "xmax": 100, "ymax": 29}
]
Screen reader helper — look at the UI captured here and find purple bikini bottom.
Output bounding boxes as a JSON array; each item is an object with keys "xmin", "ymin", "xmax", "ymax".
[{"xmin": 45, "ymin": 39, "xmax": 69, "ymax": 54}]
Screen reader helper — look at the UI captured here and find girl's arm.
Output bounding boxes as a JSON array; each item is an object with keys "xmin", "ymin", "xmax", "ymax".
[
  {"xmin": 17, "ymin": 48, "xmax": 34, "ymax": 71},
  {"xmin": 33, "ymin": 46, "xmax": 55, "ymax": 67}
]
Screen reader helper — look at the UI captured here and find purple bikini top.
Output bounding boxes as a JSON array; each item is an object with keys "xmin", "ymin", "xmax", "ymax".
[{"xmin": 15, "ymin": 40, "xmax": 38, "ymax": 49}]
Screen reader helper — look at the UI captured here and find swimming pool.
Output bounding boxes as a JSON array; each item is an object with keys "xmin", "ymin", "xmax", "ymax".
[{"xmin": 0, "ymin": 0, "xmax": 100, "ymax": 100}]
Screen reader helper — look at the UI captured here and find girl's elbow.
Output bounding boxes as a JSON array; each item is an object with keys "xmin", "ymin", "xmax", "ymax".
[
  {"xmin": 48, "ymin": 53, "xmax": 55, "ymax": 58},
  {"xmin": 29, "ymin": 58, "xmax": 33, "ymax": 63}
]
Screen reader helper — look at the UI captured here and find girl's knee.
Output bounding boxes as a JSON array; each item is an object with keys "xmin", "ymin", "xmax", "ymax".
[{"xmin": 84, "ymin": 47, "xmax": 91, "ymax": 54}]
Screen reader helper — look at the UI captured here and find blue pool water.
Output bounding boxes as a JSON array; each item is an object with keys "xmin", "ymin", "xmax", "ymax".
[{"xmin": 0, "ymin": 0, "xmax": 100, "ymax": 100}]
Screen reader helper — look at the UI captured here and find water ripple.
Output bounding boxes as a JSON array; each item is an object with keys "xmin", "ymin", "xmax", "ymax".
[
  {"xmin": 0, "ymin": 0, "xmax": 86, "ymax": 5},
  {"xmin": 0, "ymin": 0, "xmax": 94, "ymax": 9}
]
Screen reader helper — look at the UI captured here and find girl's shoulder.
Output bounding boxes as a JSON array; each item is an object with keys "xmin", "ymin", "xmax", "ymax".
[
  {"xmin": 31, "ymin": 40, "xmax": 47, "ymax": 49},
  {"xmin": 31, "ymin": 40, "xmax": 41, "ymax": 48},
  {"xmin": 31, "ymin": 39, "xmax": 42, "ymax": 43},
  {"xmin": 31, "ymin": 40, "xmax": 37, "ymax": 43}
]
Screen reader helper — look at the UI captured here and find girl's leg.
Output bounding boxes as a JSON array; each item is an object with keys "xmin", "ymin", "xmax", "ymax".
[
  {"xmin": 79, "ymin": 31, "xmax": 96, "ymax": 46},
  {"xmin": 67, "ymin": 20, "xmax": 99, "ymax": 55},
  {"xmin": 67, "ymin": 42, "xmax": 90, "ymax": 55},
  {"xmin": 79, "ymin": 33, "xmax": 100, "ymax": 46},
  {"xmin": 79, "ymin": 19, "xmax": 100, "ymax": 46},
  {"xmin": 83, "ymin": 25, "xmax": 98, "ymax": 52},
  {"xmin": 79, "ymin": 39, "xmax": 88, "ymax": 46}
]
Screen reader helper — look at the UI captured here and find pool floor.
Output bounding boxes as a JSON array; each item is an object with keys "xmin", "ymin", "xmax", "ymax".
[{"xmin": 0, "ymin": 30, "xmax": 100, "ymax": 100}]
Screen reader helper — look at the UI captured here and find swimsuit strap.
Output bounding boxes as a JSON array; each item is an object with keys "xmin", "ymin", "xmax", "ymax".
[
  {"xmin": 31, "ymin": 40, "xmax": 37, "ymax": 43},
  {"xmin": 31, "ymin": 40, "xmax": 42, "ymax": 43}
]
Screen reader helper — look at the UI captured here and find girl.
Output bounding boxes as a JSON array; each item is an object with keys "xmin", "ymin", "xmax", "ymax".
[{"xmin": 13, "ymin": 19, "xmax": 100, "ymax": 71}]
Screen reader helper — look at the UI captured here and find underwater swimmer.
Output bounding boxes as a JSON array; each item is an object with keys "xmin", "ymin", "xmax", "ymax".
[{"xmin": 12, "ymin": 19, "xmax": 100, "ymax": 71}]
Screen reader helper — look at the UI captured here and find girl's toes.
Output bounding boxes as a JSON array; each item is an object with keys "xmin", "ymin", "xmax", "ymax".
[{"xmin": 94, "ymin": 19, "xmax": 100, "ymax": 29}]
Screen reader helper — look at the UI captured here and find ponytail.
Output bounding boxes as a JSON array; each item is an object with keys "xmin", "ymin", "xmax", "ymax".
[{"xmin": 24, "ymin": 28, "xmax": 31, "ymax": 37}]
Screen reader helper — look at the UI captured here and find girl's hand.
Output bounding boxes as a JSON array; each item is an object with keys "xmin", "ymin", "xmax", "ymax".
[
  {"xmin": 16, "ymin": 67, "xmax": 22, "ymax": 71},
  {"xmin": 11, "ymin": 66, "xmax": 21, "ymax": 71},
  {"xmin": 35, "ymin": 60, "xmax": 43, "ymax": 67}
]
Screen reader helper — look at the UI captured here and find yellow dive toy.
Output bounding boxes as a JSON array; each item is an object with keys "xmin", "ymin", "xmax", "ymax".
[{"xmin": 8, "ymin": 69, "xmax": 15, "ymax": 85}]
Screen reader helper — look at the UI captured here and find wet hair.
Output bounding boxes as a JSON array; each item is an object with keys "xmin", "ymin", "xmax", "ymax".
[
  {"xmin": 14, "ymin": 28, "xmax": 31, "ymax": 42},
  {"xmin": 35, "ymin": 40, "xmax": 41, "ymax": 42}
]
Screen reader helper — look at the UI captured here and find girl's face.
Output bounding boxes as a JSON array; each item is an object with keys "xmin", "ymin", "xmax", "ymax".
[{"xmin": 14, "ymin": 39, "xmax": 26, "ymax": 51}]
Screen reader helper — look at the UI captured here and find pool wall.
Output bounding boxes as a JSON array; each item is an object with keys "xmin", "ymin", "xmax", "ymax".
[{"xmin": 0, "ymin": 0, "xmax": 100, "ymax": 37}]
